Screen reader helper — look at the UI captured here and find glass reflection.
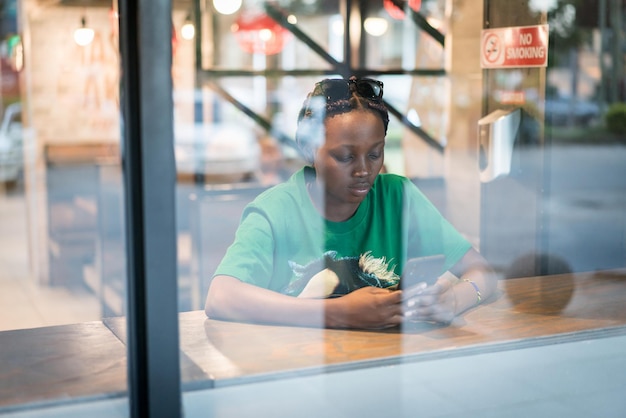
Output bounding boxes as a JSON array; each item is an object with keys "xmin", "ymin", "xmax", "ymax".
[
  {"xmin": 0, "ymin": 0, "xmax": 623, "ymax": 415},
  {"xmin": 0, "ymin": 0, "xmax": 129, "ymax": 412},
  {"xmin": 180, "ymin": 0, "xmax": 626, "ymax": 399}
]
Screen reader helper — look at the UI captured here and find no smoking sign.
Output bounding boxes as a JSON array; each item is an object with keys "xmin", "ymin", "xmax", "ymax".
[{"xmin": 481, "ymin": 25, "xmax": 549, "ymax": 69}]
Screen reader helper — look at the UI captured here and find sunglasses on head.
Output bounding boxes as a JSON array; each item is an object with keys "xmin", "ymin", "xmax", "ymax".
[{"xmin": 315, "ymin": 78, "xmax": 384, "ymax": 102}]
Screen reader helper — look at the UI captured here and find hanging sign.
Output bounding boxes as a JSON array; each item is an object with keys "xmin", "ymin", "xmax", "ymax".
[{"xmin": 481, "ymin": 24, "xmax": 549, "ymax": 69}]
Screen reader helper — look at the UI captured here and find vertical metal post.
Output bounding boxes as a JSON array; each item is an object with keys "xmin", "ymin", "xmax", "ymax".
[
  {"xmin": 599, "ymin": 0, "xmax": 607, "ymax": 110},
  {"xmin": 118, "ymin": 0, "xmax": 182, "ymax": 416},
  {"xmin": 479, "ymin": 0, "xmax": 547, "ymax": 276},
  {"xmin": 610, "ymin": 0, "xmax": 624, "ymax": 103},
  {"xmin": 347, "ymin": 0, "xmax": 362, "ymax": 75},
  {"xmin": 358, "ymin": 0, "xmax": 367, "ymax": 69},
  {"xmin": 193, "ymin": 0, "xmax": 203, "ymax": 124},
  {"xmin": 342, "ymin": 0, "xmax": 352, "ymax": 76}
]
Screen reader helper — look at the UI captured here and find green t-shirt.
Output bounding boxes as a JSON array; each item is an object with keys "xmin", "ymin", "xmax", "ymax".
[{"xmin": 214, "ymin": 166, "xmax": 471, "ymax": 293}]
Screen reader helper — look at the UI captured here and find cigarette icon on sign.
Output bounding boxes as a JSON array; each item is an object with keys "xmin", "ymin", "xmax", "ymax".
[{"xmin": 483, "ymin": 33, "xmax": 503, "ymax": 66}]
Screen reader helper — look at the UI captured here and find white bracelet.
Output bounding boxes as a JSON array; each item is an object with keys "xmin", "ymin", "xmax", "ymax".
[{"xmin": 463, "ymin": 279, "xmax": 482, "ymax": 305}]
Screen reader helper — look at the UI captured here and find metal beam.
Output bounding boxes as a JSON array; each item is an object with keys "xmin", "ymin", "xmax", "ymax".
[
  {"xmin": 385, "ymin": 101, "xmax": 444, "ymax": 154},
  {"xmin": 198, "ymin": 1, "xmax": 447, "ymax": 154}
]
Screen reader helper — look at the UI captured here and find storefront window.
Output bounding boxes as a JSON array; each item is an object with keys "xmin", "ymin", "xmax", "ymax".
[{"xmin": 1, "ymin": 0, "xmax": 624, "ymax": 416}]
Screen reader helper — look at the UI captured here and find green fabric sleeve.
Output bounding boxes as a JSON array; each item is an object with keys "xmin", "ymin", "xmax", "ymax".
[
  {"xmin": 213, "ymin": 209, "xmax": 275, "ymax": 289},
  {"xmin": 402, "ymin": 179, "xmax": 471, "ymax": 272}
]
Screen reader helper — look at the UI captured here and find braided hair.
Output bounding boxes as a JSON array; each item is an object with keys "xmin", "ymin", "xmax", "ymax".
[{"xmin": 295, "ymin": 77, "xmax": 389, "ymax": 164}]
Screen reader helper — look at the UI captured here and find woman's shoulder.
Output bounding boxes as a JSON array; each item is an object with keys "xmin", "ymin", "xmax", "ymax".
[
  {"xmin": 373, "ymin": 172, "xmax": 413, "ymax": 193},
  {"xmin": 376, "ymin": 172, "xmax": 411, "ymax": 185},
  {"xmin": 373, "ymin": 173, "xmax": 430, "ymax": 202},
  {"xmin": 249, "ymin": 168, "xmax": 308, "ymax": 209}
]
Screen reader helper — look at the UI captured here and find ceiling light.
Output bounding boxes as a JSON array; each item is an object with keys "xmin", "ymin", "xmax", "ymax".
[{"xmin": 74, "ymin": 16, "xmax": 94, "ymax": 46}]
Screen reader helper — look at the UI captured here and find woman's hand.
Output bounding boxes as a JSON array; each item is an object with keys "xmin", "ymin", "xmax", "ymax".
[
  {"xmin": 325, "ymin": 286, "xmax": 404, "ymax": 329},
  {"xmin": 208, "ymin": 276, "xmax": 404, "ymax": 329},
  {"xmin": 402, "ymin": 277, "xmax": 457, "ymax": 324}
]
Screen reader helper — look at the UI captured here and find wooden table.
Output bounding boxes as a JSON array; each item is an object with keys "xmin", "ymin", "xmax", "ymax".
[
  {"xmin": 0, "ymin": 321, "xmax": 127, "ymax": 410},
  {"xmin": 179, "ymin": 270, "xmax": 626, "ymax": 387},
  {"xmin": 1, "ymin": 270, "xmax": 625, "ymax": 410}
]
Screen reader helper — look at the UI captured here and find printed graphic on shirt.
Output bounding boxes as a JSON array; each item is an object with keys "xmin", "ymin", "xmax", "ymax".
[{"xmin": 283, "ymin": 251, "xmax": 400, "ymax": 298}]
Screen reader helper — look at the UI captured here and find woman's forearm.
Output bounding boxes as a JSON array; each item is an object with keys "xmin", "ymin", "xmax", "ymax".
[
  {"xmin": 205, "ymin": 275, "xmax": 328, "ymax": 327},
  {"xmin": 449, "ymin": 249, "xmax": 498, "ymax": 316},
  {"xmin": 206, "ymin": 275, "xmax": 404, "ymax": 329},
  {"xmin": 453, "ymin": 266, "xmax": 497, "ymax": 315}
]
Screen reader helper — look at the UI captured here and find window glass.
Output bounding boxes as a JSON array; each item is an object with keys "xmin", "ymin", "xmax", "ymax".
[
  {"xmin": 1, "ymin": 0, "xmax": 625, "ymax": 415},
  {"xmin": 0, "ymin": 0, "xmax": 129, "ymax": 412},
  {"xmin": 178, "ymin": 1, "xmax": 626, "ymax": 416}
]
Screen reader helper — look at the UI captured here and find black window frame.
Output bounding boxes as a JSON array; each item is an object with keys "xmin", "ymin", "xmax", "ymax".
[{"xmin": 118, "ymin": 0, "xmax": 182, "ymax": 416}]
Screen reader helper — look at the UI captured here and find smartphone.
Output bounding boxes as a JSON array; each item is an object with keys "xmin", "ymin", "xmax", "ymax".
[{"xmin": 399, "ymin": 255, "xmax": 445, "ymax": 290}]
